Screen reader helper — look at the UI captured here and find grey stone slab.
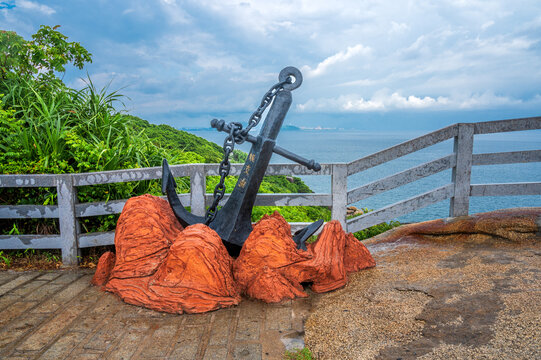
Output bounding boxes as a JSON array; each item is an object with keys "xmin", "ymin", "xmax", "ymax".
[
  {"xmin": 265, "ymin": 307, "xmax": 291, "ymax": 331},
  {"xmin": 32, "ymin": 275, "xmax": 91, "ymax": 313},
  {"xmin": 0, "ymin": 272, "xmax": 16, "ymax": 285},
  {"xmin": 38, "ymin": 331, "xmax": 87, "ymax": 360},
  {"xmin": 36, "ymin": 272, "xmax": 62, "ymax": 281},
  {"xmin": 208, "ymin": 310, "xmax": 234, "ymax": 346},
  {"xmin": 83, "ymin": 319, "xmax": 125, "ymax": 352},
  {"xmin": 0, "ymin": 301, "xmax": 37, "ymax": 328},
  {"xmin": 169, "ymin": 326, "xmax": 205, "ymax": 360},
  {"xmin": 233, "ymin": 344, "xmax": 262, "ymax": 360},
  {"xmin": 0, "ymin": 313, "xmax": 46, "ymax": 355},
  {"xmin": 184, "ymin": 313, "xmax": 212, "ymax": 325},
  {"xmin": 106, "ymin": 323, "xmax": 151, "ymax": 360},
  {"xmin": 24, "ymin": 283, "xmax": 64, "ymax": 302},
  {"xmin": 0, "ymin": 294, "xmax": 21, "ymax": 311},
  {"xmin": 17, "ymin": 302, "xmax": 89, "ymax": 351},
  {"xmin": 0, "ymin": 272, "xmax": 41, "ymax": 296},
  {"xmin": 203, "ymin": 346, "xmax": 228, "ymax": 360},
  {"xmin": 11, "ymin": 279, "xmax": 47, "ymax": 297},
  {"xmin": 138, "ymin": 324, "xmax": 179, "ymax": 358},
  {"xmin": 51, "ymin": 272, "xmax": 83, "ymax": 285}
]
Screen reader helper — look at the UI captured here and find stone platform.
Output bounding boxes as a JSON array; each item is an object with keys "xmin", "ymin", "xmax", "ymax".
[
  {"xmin": 305, "ymin": 208, "xmax": 541, "ymax": 359},
  {"xmin": 0, "ymin": 269, "xmax": 311, "ymax": 359}
]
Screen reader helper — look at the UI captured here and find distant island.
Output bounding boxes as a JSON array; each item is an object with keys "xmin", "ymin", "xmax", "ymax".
[
  {"xmin": 180, "ymin": 124, "xmax": 343, "ymax": 131},
  {"xmin": 181, "ymin": 124, "xmax": 302, "ymax": 131}
]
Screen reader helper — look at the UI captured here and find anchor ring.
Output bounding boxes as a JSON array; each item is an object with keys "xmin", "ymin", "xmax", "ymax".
[{"xmin": 279, "ymin": 66, "xmax": 303, "ymax": 91}]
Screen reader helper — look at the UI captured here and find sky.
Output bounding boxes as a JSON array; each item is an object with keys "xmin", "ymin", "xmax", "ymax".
[{"xmin": 2, "ymin": 0, "xmax": 541, "ymax": 130}]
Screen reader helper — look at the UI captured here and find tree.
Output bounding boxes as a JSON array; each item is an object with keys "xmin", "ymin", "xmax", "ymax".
[{"xmin": 0, "ymin": 25, "xmax": 92, "ymax": 81}]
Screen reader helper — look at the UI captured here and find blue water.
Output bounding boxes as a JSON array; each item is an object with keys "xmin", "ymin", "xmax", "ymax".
[{"xmin": 192, "ymin": 129, "xmax": 541, "ymax": 223}]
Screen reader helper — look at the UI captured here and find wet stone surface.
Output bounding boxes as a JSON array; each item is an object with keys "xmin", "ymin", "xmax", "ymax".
[{"xmin": 0, "ymin": 269, "xmax": 312, "ymax": 359}]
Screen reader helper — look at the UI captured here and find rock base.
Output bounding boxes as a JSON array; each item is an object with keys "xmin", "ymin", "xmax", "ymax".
[{"xmin": 92, "ymin": 194, "xmax": 375, "ymax": 314}]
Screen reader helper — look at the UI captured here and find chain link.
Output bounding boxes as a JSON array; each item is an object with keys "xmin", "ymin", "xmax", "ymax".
[{"xmin": 205, "ymin": 77, "xmax": 292, "ymax": 224}]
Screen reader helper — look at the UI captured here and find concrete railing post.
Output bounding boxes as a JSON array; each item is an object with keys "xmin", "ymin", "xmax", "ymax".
[
  {"xmin": 331, "ymin": 163, "xmax": 348, "ymax": 230},
  {"xmin": 190, "ymin": 165, "xmax": 206, "ymax": 217},
  {"xmin": 450, "ymin": 123, "xmax": 474, "ymax": 217},
  {"xmin": 57, "ymin": 175, "xmax": 79, "ymax": 265}
]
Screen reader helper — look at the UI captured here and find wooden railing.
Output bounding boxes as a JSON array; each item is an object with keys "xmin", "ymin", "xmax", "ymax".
[{"xmin": 1, "ymin": 116, "xmax": 540, "ymax": 264}]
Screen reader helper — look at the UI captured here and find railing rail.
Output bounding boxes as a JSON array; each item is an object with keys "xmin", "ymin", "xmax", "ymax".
[{"xmin": 1, "ymin": 116, "xmax": 540, "ymax": 264}]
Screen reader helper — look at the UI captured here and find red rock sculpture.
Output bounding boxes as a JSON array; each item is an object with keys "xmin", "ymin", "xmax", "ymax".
[
  {"xmin": 234, "ymin": 212, "xmax": 376, "ymax": 302},
  {"xmin": 92, "ymin": 195, "xmax": 375, "ymax": 313},
  {"xmin": 96, "ymin": 195, "xmax": 240, "ymax": 314}
]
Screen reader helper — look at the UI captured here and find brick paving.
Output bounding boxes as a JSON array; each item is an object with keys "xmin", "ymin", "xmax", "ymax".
[{"xmin": 0, "ymin": 270, "xmax": 311, "ymax": 360}]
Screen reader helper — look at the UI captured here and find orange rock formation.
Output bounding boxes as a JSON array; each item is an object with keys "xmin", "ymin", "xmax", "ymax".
[{"xmin": 92, "ymin": 195, "xmax": 376, "ymax": 313}]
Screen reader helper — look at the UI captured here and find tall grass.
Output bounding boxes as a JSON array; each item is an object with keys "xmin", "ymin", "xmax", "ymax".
[{"xmin": 1, "ymin": 76, "xmax": 159, "ymax": 173}]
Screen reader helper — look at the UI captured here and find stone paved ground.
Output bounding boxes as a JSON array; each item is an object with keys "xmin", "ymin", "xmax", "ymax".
[
  {"xmin": 0, "ymin": 270, "xmax": 311, "ymax": 360},
  {"xmin": 305, "ymin": 231, "xmax": 541, "ymax": 359}
]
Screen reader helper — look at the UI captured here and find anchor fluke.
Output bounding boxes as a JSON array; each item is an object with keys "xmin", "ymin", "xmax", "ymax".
[
  {"xmin": 293, "ymin": 219, "xmax": 324, "ymax": 251},
  {"xmin": 162, "ymin": 159, "xmax": 206, "ymax": 228}
]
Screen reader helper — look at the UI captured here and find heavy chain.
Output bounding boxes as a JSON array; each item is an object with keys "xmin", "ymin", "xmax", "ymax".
[{"xmin": 205, "ymin": 77, "xmax": 292, "ymax": 224}]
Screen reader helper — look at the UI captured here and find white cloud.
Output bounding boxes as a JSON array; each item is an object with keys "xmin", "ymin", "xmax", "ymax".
[
  {"xmin": 389, "ymin": 21, "xmax": 410, "ymax": 34},
  {"xmin": 302, "ymin": 44, "xmax": 372, "ymax": 78},
  {"xmin": 297, "ymin": 91, "xmax": 540, "ymax": 112},
  {"xmin": 17, "ymin": 0, "xmax": 55, "ymax": 15}
]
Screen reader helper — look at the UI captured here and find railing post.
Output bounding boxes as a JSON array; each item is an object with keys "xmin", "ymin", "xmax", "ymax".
[
  {"xmin": 190, "ymin": 165, "xmax": 206, "ymax": 217},
  {"xmin": 450, "ymin": 123, "xmax": 474, "ymax": 217},
  {"xmin": 331, "ymin": 163, "xmax": 348, "ymax": 230},
  {"xmin": 57, "ymin": 174, "xmax": 79, "ymax": 265}
]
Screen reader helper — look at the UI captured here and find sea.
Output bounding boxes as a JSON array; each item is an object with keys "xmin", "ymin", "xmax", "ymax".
[{"xmin": 191, "ymin": 128, "xmax": 541, "ymax": 224}]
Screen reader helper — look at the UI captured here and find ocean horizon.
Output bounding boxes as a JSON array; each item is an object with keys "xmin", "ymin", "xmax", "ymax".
[{"xmin": 191, "ymin": 127, "xmax": 541, "ymax": 224}]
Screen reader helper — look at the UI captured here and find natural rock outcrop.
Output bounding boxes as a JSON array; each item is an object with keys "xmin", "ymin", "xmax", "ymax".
[
  {"xmin": 92, "ymin": 195, "xmax": 375, "ymax": 313},
  {"xmin": 374, "ymin": 207, "xmax": 541, "ymax": 244}
]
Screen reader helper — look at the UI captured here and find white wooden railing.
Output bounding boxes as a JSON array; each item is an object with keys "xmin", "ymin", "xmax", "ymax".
[{"xmin": 1, "ymin": 117, "xmax": 540, "ymax": 264}]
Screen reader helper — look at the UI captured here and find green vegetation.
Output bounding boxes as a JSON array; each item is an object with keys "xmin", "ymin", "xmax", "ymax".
[{"xmin": 284, "ymin": 347, "xmax": 314, "ymax": 360}]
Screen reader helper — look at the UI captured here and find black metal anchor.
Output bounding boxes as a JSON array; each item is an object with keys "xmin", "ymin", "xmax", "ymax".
[{"xmin": 162, "ymin": 67, "xmax": 323, "ymax": 256}]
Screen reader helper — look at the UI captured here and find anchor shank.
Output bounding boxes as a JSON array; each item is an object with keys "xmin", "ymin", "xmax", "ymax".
[{"xmin": 209, "ymin": 90, "xmax": 292, "ymax": 249}]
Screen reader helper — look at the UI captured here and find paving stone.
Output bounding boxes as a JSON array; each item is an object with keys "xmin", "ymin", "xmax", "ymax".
[
  {"xmin": 169, "ymin": 326, "xmax": 205, "ymax": 360},
  {"xmin": 106, "ymin": 323, "xmax": 151, "ymax": 360},
  {"xmin": 71, "ymin": 353, "xmax": 103, "ymax": 360},
  {"xmin": 38, "ymin": 331, "xmax": 87, "ymax": 360},
  {"xmin": 203, "ymin": 346, "xmax": 229, "ymax": 359},
  {"xmin": 184, "ymin": 312, "xmax": 212, "ymax": 325},
  {"xmin": 0, "ymin": 301, "xmax": 37, "ymax": 328},
  {"xmin": 32, "ymin": 275, "xmax": 91, "ymax": 313},
  {"xmin": 0, "ymin": 313, "xmax": 46, "ymax": 355},
  {"xmin": 0, "ymin": 272, "xmax": 16, "ymax": 285},
  {"xmin": 0, "ymin": 294, "xmax": 22, "ymax": 311},
  {"xmin": 265, "ymin": 307, "xmax": 291, "ymax": 331},
  {"xmin": 6, "ymin": 353, "xmax": 37, "ymax": 360},
  {"xmin": 51, "ymin": 272, "xmax": 83, "ymax": 285},
  {"xmin": 138, "ymin": 324, "xmax": 179, "ymax": 358},
  {"xmin": 83, "ymin": 318, "xmax": 125, "ymax": 352},
  {"xmin": 11, "ymin": 279, "xmax": 47, "ymax": 297},
  {"xmin": 0, "ymin": 272, "xmax": 299, "ymax": 360},
  {"xmin": 23, "ymin": 283, "xmax": 64, "ymax": 302},
  {"xmin": 208, "ymin": 309, "xmax": 234, "ymax": 346},
  {"xmin": 233, "ymin": 344, "xmax": 262, "ymax": 360},
  {"xmin": 0, "ymin": 272, "xmax": 40, "ymax": 296},
  {"xmin": 236, "ymin": 301, "xmax": 263, "ymax": 341},
  {"xmin": 36, "ymin": 272, "xmax": 62, "ymax": 281},
  {"xmin": 17, "ymin": 302, "xmax": 91, "ymax": 351}
]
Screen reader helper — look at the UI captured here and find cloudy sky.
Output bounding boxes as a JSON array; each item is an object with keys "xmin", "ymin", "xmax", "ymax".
[{"xmin": 2, "ymin": 0, "xmax": 541, "ymax": 130}]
